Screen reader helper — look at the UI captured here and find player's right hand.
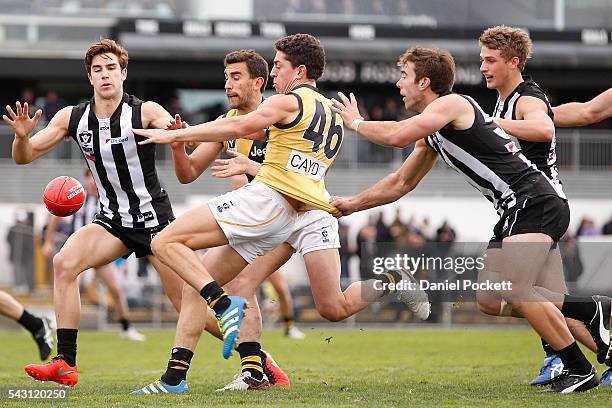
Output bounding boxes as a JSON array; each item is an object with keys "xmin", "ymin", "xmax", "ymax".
[
  {"xmin": 329, "ymin": 196, "xmax": 356, "ymax": 217},
  {"xmin": 41, "ymin": 241, "xmax": 54, "ymax": 259},
  {"xmin": 3, "ymin": 102, "xmax": 42, "ymax": 139}
]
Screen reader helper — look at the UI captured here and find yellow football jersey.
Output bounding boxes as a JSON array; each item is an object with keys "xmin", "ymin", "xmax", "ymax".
[
  {"xmin": 221, "ymin": 109, "xmax": 268, "ymax": 182},
  {"xmin": 254, "ymin": 84, "xmax": 343, "ymax": 214}
]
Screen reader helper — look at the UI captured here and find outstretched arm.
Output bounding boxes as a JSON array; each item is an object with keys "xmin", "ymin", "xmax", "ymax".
[
  {"xmin": 4, "ymin": 103, "xmax": 71, "ymax": 164},
  {"xmin": 330, "ymin": 139, "xmax": 438, "ymax": 216},
  {"xmin": 135, "ymin": 94, "xmax": 296, "ymax": 144},
  {"xmin": 495, "ymin": 96, "xmax": 554, "ymax": 142},
  {"xmin": 332, "ymin": 92, "xmax": 462, "ymax": 148},
  {"xmin": 553, "ymin": 88, "xmax": 612, "ymax": 127}
]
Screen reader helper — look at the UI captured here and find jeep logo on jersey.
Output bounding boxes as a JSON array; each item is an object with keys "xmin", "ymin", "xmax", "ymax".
[
  {"xmin": 286, "ymin": 150, "xmax": 327, "ymax": 181},
  {"xmin": 250, "ymin": 144, "xmax": 266, "ymax": 158}
]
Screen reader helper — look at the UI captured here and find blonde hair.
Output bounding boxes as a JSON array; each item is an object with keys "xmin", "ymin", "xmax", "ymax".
[{"xmin": 479, "ymin": 26, "xmax": 532, "ymax": 71}]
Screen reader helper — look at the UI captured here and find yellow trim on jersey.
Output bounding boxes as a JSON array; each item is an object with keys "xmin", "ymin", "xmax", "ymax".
[
  {"xmin": 216, "ymin": 209, "xmax": 284, "ymax": 229},
  {"xmin": 254, "ymin": 84, "xmax": 342, "ymax": 214}
]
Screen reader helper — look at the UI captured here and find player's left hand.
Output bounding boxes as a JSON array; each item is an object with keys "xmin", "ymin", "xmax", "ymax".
[
  {"xmin": 165, "ymin": 114, "xmax": 186, "ymax": 131},
  {"xmin": 135, "ymin": 128, "xmax": 178, "ymax": 145},
  {"xmin": 330, "ymin": 92, "xmax": 364, "ymax": 130},
  {"xmin": 329, "ymin": 195, "xmax": 356, "ymax": 217},
  {"xmin": 211, "ymin": 150, "xmax": 249, "ymax": 178}
]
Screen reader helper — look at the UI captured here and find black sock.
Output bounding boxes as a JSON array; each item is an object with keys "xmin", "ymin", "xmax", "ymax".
[
  {"xmin": 200, "ymin": 282, "xmax": 231, "ymax": 315},
  {"xmin": 238, "ymin": 342, "xmax": 263, "ymax": 381},
  {"xmin": 561, "ymin": 295, "xmax": 597, "ymax": 324},
  {"xmin": 17, "ymin": 310, "xmax": 43, "ymax": 336},
  {"xmin": 160, "ymin": 347, "xmax": 193, "ymax": 386},
  {"xmin": 120, "ymin": 318, "xmax": 130, "ymax": 331},
  {"xmin": 57, "ymin": 329, "xmax": 78, "ymax": 367},
  {"xmin": 541, "ymin": 338, "xmax": 556, "ymax": 357},
  {"xmin": 283, "ymin": 316, "xmax": 295, "ymax": 333},
  {"xmin": 555, "ymin": 341, "xmax": 591, "ymax": 375},
  {"xmin": 377, "ymin": 269, "xmax": 403, "ymax": 296}
]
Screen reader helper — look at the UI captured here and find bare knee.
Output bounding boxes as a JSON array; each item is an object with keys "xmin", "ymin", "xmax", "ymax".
[
  {"xmin": 53, "ymin": 251, "xmax": 81, "ymax": 283},
  {"xmin": 476, "ymin": 291, "xmax": 501, "ymax": 316},
  {"xmin": 150, "ymin": 234, "xmax": 167, "ymax": 260},
  {"xmin": 317, "ymin": 303, "xmax": 348, "ymax": 322}
]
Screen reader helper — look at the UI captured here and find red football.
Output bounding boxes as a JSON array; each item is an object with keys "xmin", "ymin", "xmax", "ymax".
[{"xmin": 43, "ymin": 176, "xmax": 86, "ymax": 217}]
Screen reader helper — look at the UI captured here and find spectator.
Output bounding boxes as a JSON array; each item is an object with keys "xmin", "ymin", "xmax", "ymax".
[
  {"xmin": 338, "ymin": 222, "xmax": 352, "ymax": 280},
  {"xmin": 165, "ymin": 95, "xmax": 188, "ymax": 123},
  {"xmin": 356, "ymin": 214, "xmax": 378, "ymax": 280},
  {"xmin": 43, "ymin": 90, "xmax": 65, "ymax": 122},
  {"xmin": 420, "ymin": 216, "xmax": 434, "ymax": 240},
  {"xmin": 436, "ymin": 220, "xmax": 456, "ymax": 243},
  {"xmin": 383, "ymin": 97, "xmax": 401, "ymax": 120},
  {"xmin": 559, "ymin": 232, "xmax": 583, "ymax": 284},
  {"xmin": 396, "ymin": 0, "xmax": 411, "ymax": 15},
  {"xmin": 602, "ymin": 215, "xmax": 612, "ymax": 235},
  {"xmin": 375, "ymin": 211, "xmax": 391, "ymax": 242},
  {"xmin": 7, "ymin": 210, "xmax": 35, "ymax": 293},
  {"xmin": 576, "ymin": 217, "xmax": 599, "ymax": 237}
]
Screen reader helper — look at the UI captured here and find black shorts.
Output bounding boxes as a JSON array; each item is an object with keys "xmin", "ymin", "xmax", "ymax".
[
  {"xmin": 93, "ymin": 214, "xmax": 174, "ymax": 258},
  {"xmin": 487, "ymin": 195, "xmax": 569, "ymax": 249}
]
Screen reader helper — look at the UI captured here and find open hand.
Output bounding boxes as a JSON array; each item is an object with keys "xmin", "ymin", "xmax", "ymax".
[
  {"xmin": 211, "ymin": 150, "xmax": 250, "ymax": 178},
  {"xmin": 330, "ymin": 92, "xmax": 363, "ymax": 130},
  {"xmin": 3, "ymin": 102, "xmax": 42, "ymax": 138}
]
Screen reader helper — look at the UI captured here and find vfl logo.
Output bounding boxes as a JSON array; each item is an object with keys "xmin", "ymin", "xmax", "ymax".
[
  {"xmin": 100, "ymin": 124, "xmax": 110, "ymax": 131},
  {"xmin": 321, "ymin": 228, "xmax": 330, "ymax": 244},
  {"xmin": 78, "ymin": 130, "xmax": 95, "ymax": 160}
]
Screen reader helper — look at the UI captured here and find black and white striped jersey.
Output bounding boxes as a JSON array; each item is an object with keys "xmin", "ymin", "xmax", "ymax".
[
  {"xmin": 492, "ymin": 76, "xmax": 561, "ymax": 188},
  {"xmin": 68, "ymin": 93, "xmax": 173, "ymax": 229},
  {"xmin": 425, "ymin": 94, "xmax": 566, "ymax": 215}
]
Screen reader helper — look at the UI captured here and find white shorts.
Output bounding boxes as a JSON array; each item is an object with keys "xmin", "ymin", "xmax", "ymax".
[
  {"xmin": 286, "ymin": 209, "xmax": 340, "ymax": 255},
  {"xmin": 208, "ymin": 182, "xmax": 297, "ymax": 263}
]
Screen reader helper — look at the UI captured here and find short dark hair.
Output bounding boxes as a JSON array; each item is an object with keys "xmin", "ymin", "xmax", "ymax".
[
  {"xmin": 224, "ymin": 49, "xmax": 269, "ymax": 93},
  {"xmin": 274, "ymin": 33, "xmax": 325, "ymax": 80},
  {"xmin": 85, "ymin": 38, "xmax": 128, "ymax": 74},
  {"xmin": 398, "ymin": 46, "xmax": 455, "ymax": 96}
]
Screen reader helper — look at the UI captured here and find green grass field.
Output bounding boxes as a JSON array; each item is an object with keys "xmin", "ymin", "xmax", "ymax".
[{"xmin": 1, "ymin": 327, "xmax": 610, "ymax": 407}]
